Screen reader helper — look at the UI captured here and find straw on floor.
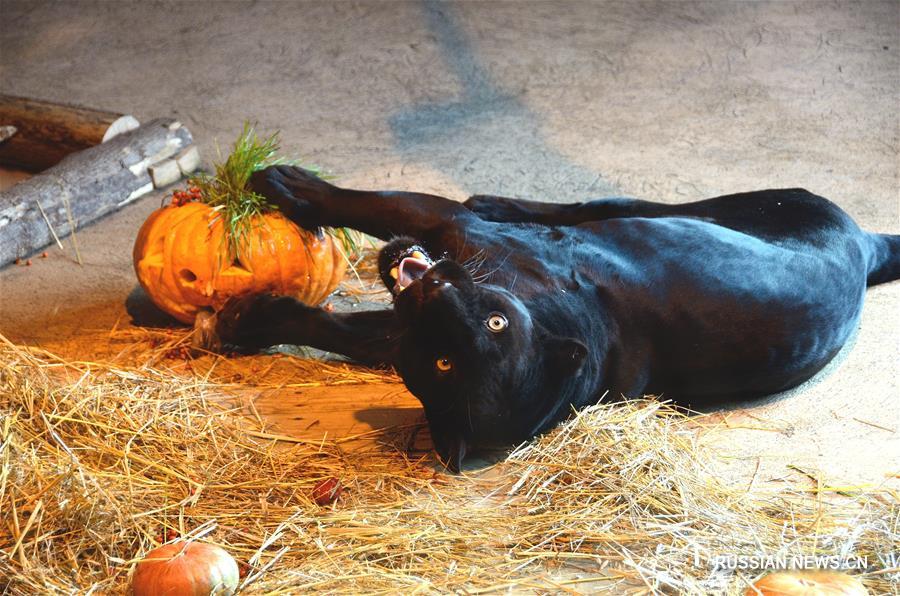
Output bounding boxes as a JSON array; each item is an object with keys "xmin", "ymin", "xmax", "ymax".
[{"xmin": 1, "ymin": 335, "xmax": 896, "ymax": 594}]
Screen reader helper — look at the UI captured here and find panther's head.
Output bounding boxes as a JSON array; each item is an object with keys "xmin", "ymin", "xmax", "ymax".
[{"xmin": 378, "ymin": 238, "xmax": 589, "ymax": 472}]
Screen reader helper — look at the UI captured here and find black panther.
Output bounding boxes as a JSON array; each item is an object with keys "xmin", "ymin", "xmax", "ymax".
[{"xmin": 200, "ymin": 165, "xmax": 899, "ymax": 472}]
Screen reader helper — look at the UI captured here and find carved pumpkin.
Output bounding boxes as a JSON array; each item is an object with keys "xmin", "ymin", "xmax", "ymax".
[
  {"xmin": 746, "ymin": 571, "xmax": 868, "ymax": 595},
  {"xmin": 133, "ymin": 201, "xmax": 346, "ymax": 323},
  {"xmin": 132, "ymin": 541, "xmax": 239, "ymax": 596}
]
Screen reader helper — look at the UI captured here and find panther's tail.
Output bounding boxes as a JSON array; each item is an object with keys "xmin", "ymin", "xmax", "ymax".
[{"xmin": 866, "ymin": 233, "xmax": 900, "ymax": 286}]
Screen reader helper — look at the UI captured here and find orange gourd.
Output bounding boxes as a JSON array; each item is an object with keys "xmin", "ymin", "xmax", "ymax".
[
  {"xmin": 132, "ymin": 541, "xmax": 239, "ymax": 596},
  {"xmin": 746, "ymin": 571, "xmax": 868, "ymax": 595},
  {"xmin": 133, "ymin": 202, "xmax": 346, "ymax": 323}
]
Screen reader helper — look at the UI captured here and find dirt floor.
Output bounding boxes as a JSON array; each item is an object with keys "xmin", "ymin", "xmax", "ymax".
[{"xmin": 1, "ymin": 0, "xmax": 897, "ymax": 496}]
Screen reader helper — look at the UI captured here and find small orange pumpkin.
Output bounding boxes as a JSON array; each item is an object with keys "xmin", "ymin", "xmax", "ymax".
[
  {"xmin": 746, "ymin": 571, "xmax": 868, "ymax": 595},
  {"xmin": 132, "ymin": 541, "xmax": 239, "ymax": 596},
  {"xmin": 133, "ymin": 201, "xmax": 346, "ymax": 323}
]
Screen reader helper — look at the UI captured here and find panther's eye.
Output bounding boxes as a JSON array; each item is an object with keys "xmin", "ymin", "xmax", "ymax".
[
  {"xmin": 485, "ymin": 312, "xmax": 508, "ymax": 333},
  {"xmin": 435, "ymin": 357, "xmax": 453, "ymax": 372}
]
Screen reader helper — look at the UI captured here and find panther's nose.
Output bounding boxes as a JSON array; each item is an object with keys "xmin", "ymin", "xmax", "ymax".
[
  {"xmin": 418, "ymin": 259, "xmax": 476, "ymax": 293},
  {"xmin": 422, "ymin": 277, "xmax": 453, "ymax": 300}
]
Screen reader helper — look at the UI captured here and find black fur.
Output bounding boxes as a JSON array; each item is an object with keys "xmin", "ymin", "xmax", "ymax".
[{"xmin": 211, "ymin": 165, "xmax": 899, "ymax": 472}]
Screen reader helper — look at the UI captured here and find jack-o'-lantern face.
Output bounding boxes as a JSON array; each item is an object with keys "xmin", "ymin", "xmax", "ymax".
[{"xmin": 133, "ymin": 202, "xmax": 345, "ymax": 323}]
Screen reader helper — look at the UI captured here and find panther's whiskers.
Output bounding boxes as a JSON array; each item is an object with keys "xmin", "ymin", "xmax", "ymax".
[
  {"xmin": 461, "ymin": 249, "xmax": 488, "ymax": 275},
  {"xmin": 506, "ymin": 272, "xmax": 519, "ymax": 293},
  {"xmin": 471, "ymin": 250, "xmax": 515, "ymax": 285}
]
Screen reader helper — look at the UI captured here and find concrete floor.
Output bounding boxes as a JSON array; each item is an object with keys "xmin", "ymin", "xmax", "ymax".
[{"xmin": 1, "ymin": 1, "xmax": 898, "ymax": 488}]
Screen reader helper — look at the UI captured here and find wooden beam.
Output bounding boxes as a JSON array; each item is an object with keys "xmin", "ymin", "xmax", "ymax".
[
  {"xmin": 0, "ymin": 119, "xmax": 194, "ymax": 265},
  {"xmin": 0, "ymin": 95, "xmax": 139, "ymax": 171}
]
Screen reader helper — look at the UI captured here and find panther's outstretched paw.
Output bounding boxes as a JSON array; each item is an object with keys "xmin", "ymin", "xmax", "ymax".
[
  {"xmin": 213, "ymin": 293, "xmax": 279, "ymax": 351},
  {"xmin": 250, "ymin": 165, "xmax": 336, "ymax": 226},
  {"xmin": 213, "ymin": 292, "xmax": 316, "ymax": 353},
  {"xmin": 190, "ymin": 309, "xmax": 221, "ymax": 354}
]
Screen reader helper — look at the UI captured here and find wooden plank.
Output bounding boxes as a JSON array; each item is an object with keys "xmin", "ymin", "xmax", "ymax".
[{"xmin": 219, "ymin": 381, "xmax": 425, "ymax": 445}]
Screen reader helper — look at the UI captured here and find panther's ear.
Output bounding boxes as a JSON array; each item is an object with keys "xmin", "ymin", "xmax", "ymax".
[{"xmin": 546, "ymin": 337, "xmax": 588, "ymax": 377}]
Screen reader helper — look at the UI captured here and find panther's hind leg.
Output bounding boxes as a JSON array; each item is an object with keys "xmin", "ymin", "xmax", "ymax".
[{"xmin": 466, "ymin": 189, "xmax": 867, "ymax": 248}]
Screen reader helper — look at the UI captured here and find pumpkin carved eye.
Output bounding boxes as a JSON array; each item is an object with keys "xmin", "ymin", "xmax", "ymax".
[
  {"xmin": 485, "ymin": 313, "xmax": 508, "ymax": 333},
  {"xmin": 435, "ymin": 357, "xmax": 453, "ymax": 372}
]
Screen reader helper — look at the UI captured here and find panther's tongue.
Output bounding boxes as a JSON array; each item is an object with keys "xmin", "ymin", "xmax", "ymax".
[{"xmin": 396, "ymin": 256, "xmax": 431, "ymax": 292}]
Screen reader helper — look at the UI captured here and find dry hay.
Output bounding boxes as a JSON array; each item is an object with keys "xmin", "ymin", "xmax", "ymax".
[{"xmin": 1, "ymin": 334, "xmax": 897, "ymax": 594}]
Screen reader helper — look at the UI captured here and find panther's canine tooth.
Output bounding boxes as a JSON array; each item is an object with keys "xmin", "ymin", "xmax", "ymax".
[
  {"xmin": 390, "ymin": 266, "xmax": 399, "ymax": 280},
  {"xmin": 412, "ymin": 250, "xmax": 426, "ymax": 260}
]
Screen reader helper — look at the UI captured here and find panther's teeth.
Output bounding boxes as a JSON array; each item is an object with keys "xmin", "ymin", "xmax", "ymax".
[
  {"xmin": 411, "ymin": 250, "xmax": 426, "ymax": 260},
  {"xmin": 398, "ymin": 283, "xmax": 406, "ymax": 292},
  {"xmin": 389, "ymin": 266, "xmax": 399, "ymax": 280}
]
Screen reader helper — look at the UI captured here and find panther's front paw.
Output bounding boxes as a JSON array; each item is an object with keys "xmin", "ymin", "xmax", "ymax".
[
  {"xmin": 191, "ymin": 309, "xmax": 222, "ymax": 354},
  {"xmin": 250, "ymin": 165, "xmax": 334, "ymax": 226},
  {"xmin": 213, "ymin": 293, "xmax": 294, "ymax": 352}
]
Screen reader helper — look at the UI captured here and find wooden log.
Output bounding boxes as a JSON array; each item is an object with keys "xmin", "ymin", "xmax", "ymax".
[
  {"xmin": 0, "ymin": 95, "xmax": 139, "ymax": 171},
  {"xmin": 0, "ymin": 119, "xmax": 194, "ymax": 265},
  {"xmin": 0, "ymin": 126, "xmax": 17, "ymax": 144}
]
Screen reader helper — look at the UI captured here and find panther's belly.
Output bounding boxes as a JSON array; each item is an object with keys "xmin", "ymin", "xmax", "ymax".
[
  {"xmin": 585, "ymin": 218, "xmax": 870, "ymax": 402},
  {"xmin": 647, "ymin": 305, "xmax": 860, "ymax": 400}
]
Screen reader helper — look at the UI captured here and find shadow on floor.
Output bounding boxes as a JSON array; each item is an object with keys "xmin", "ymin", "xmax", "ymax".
[
  {"xmin": 125, "ymin": 284, "xmax": 183, "ymax": 328},
  {"xmin": 389, "ymin": 0, "xmax": 618, "ymax": 201}
]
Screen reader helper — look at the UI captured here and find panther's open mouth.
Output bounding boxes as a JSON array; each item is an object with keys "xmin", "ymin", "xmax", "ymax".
[{"xmin": 387, "ymin": 246, "xmax": 434, "ymax": 295}]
